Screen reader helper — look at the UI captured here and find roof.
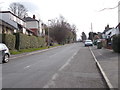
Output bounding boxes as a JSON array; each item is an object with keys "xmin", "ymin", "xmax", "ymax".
[
  {"xmin": 116, "ymin": 23, "xmax": 120, "ymax": 28},
  {"xmin": 25, "ymin": 27, "xmax": 34, "ymax": 33},
  {"xmin": 23, "ymin": 17, "xmax": 39, "ymax": 22},
  {"xmin": 0, "ymin": 11, "xmax": 25, "ymax": 21},
  {"xmin": 103, "ymin": 28, "xmax": 113, "ymax": 34}
]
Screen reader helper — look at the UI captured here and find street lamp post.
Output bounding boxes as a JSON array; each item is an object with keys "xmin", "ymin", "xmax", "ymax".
[{"xmin": 48, "ymin": 20, "xmax": 51, "ymax": 48}]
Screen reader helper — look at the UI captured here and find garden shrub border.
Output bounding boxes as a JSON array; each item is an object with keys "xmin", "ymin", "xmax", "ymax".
[
  {"xmin": 112, "ymin": 34, "xmax": 120, "ymax": 53},
  {"xmin": 2, "ymin": 34, "xmax": 16, "ymax": 50},
  {"xmin": 2, "ymin": 33, "xmax": 45, "ymax": 50}
]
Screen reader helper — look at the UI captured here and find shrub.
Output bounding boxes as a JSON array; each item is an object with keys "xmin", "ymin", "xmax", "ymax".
[
  {"xmin": 112, "ymin": 35, "xmax": 120, "ymax": 53},
  {"xmin": 37, "ymin": 37, "xmax": 45, "ymax": 47},
  {"xmin": 29, "ymin": 36, "xmax": 39, "ymax": 48},
  {"xmin": 19, "ymin": 34, "xmax": 30, "ymax": 49},
  {"xmin": 2, "ymin": 34, "xmax": 16, "ymax": 50},
  {"xmin": 15, "ymin": 33, "xmax": 46, "ymax": 50},
  {"xmin": 102, "ymin": 39, "xmax": 107, "ymax": 48}
]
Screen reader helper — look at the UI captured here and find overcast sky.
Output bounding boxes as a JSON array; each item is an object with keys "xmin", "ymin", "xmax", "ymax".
[{"xmin": 0, "ymin": 0, "xmax": 119, "ymax": 39}]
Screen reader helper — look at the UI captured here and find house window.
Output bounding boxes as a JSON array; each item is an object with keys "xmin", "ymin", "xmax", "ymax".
[
  {"xmin": 42, "ymin": 29, "xmax": 44, "ymax": 34},
  {"xmin": 6, "ymin": 27, "xmax": 9, "ymax": 34},
  {"xmin": 9, "ymin": 14, "xmax": 14, "ymax": 21},
  {"xmin": 2, "ymin": 25, "xmax": 5, "ymax": 34},
  {"xmin": 10, "ymin": 14, "xmax": 17, "ymax": 22}
]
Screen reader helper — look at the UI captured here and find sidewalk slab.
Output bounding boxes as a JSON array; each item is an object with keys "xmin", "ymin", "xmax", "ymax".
[{"xmin": 91, "ymin": 46, "xmax": 118, "ymax": 88}]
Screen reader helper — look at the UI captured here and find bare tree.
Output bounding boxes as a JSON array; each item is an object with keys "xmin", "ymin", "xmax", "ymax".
[
  {"xmin": 81, "ymin": 32, "xmax": 87, "ymax": 41},
  {"xmin": 9, "ymin": 2, "xmax": 28, "ymax": 18},
  {"xmin": 49, "ymin": 16, "xmax": 77, "ymax": 44}
]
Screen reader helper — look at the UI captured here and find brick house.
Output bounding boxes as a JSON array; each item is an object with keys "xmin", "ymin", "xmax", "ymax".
[{"xmin": 23, "ymin": 15, "xmax": 45, "ymax": 36}]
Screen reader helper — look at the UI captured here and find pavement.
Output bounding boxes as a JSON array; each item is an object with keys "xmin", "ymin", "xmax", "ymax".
[{"xmin": 91, "ymin": 46, "xmax": 119, "ymax": 89}]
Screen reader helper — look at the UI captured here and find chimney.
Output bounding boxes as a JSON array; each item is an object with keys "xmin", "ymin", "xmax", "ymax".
[{"xmin": 33, "ymin": 15, "xmax": 36, "ymax": 19}]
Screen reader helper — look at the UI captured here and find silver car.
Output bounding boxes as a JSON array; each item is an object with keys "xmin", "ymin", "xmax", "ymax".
[
  {"xmin": 84, "ymin": 40, "xmax": 93, "ymax": 46},
  {"xmin": 0, "ymin": 43, "xmax": 10, "ymax": 63}
]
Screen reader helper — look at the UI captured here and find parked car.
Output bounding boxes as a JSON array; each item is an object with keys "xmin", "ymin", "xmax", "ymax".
[
  {"xmin": 0, "ymin": 43, "xmax": 10, "ymax": 63},
  {"xmin": 84, "ymin": 40, "xmax": 93, "ymax": 46}
]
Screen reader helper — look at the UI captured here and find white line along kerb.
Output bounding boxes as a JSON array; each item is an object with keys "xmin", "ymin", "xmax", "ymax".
[{"xmin": 89, "ymin": 47, "xmax": 114, "ymax": 89}]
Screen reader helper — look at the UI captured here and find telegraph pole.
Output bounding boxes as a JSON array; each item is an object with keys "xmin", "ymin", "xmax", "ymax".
[{"xmin": 91, "ymin": 22, "xmax": 93, "ymax": 41}]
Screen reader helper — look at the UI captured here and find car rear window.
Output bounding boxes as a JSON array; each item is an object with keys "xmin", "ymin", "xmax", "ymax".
[{"xmin": 85, "ymin": 40, "xmax": 92, "ymax": 42}]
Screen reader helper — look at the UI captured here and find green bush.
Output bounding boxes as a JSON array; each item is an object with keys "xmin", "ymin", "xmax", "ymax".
[
  {"xmin": 2, "ymin": 34, "xmax": 16, "ymax": 50},
  {"xmin": 29, "ymin": 36, "xmax": 39, "ymax": 48},
  {"xmin": 19, "ymin": 34, "xmax": 31, "ymax": 49},
  {"xmin": 37, "ymin": 37, "xmax": 45, "ymax": 47},
  {"xmin": 15, "ymin": 33, "xmax": 45, "ymax": 50},
  {"xmin": 112, "ymin": 35, "xmax": 120, "ymax": 53}
]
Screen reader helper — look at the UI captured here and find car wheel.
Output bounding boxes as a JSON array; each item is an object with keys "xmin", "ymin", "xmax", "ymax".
[{"xmin": 3, "ymin": 54, "xmax": 9, "ymax": 63}]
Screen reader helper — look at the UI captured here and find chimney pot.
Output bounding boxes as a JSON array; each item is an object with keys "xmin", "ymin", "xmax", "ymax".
[{"xmin": 33, "ymin": 15, "xmax": 36, "ymax": 19}]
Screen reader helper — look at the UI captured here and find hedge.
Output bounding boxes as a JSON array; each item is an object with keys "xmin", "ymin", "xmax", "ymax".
[
  {"xmin": 37, "ymin": 37, "xmax": 45, "ymax": 47},
  {"xmin": 2, "ymin": 34, "xmax": 16, "ymax": 50},
  {"xmin": 15, "ymin": 33, "xmax": 45, "ymax": 50},
  {"xmin": 2, "ymin": 33, "xmax": 45, "ymax": 50},
  {"xmin": 19, "ymin": 34, "xmax": 30, "ymax": 49},
  {"xmin": 112, "ymin": 34, "xmax": 120, "ymax": 53},
  {"xmin": 29, "ymin": 36, "xmax": 39, "ymax": 48}
]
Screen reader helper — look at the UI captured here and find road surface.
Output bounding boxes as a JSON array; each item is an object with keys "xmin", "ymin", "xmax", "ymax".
[{"xmin": 2, "ymin": 43, "xmax": 107, "ymax": 88}]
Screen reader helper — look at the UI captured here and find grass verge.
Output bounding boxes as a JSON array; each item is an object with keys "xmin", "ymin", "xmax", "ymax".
[{"xmin": 10, "ymin": 45, "xmax": 61, "ymax": 55}]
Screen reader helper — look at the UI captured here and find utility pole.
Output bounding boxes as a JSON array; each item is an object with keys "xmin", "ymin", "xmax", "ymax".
[
  {"xmin": 48, "ymin": 20, "xmax": 51, "ymax": 48},
  {"xmin": 118, "ymin": 1, "xmax": 120, "ymax": 23},
  {"xmin": 91, "ymin": 22, "xmax": 93, "ymax": 41}
]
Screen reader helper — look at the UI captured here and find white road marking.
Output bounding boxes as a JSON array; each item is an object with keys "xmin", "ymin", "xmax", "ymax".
[
  {"xmin": 43, "ymin": 73, "xmax": 59, "ymax": 88},
  {"xmin": 24, "ymin": 65, "xmax": 31, "ymax": 69},
  {"xmin": 52, "ymin": 73, "xmax": 59, "ymax": 80},
  {"xmin": 43, "ymin": 49, "xmax": 79, "ymax": 88},
  {"xmin": 59, "ymin": 51, "xmax": 78, "ymax": 71}
]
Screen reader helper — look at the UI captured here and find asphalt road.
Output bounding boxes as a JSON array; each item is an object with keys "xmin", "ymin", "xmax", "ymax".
[{"xmin": 2, "ymin": 43, "xmax": 107, "ymax": 88}]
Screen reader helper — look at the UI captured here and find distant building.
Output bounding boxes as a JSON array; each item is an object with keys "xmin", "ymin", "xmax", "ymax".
[
  {"xmin": 24, "ymin": 15, "xmax": 45, "ymax": 36},
  {"xmin": 0, "ymin": 11, "xmax": 33, "ymax": 35},
  {"xmin": 102, "ymin": 25, "xmax": 120, "ymax": 39},
  {"xmin": 102, "ymin": 25, "xmax": 113, "ymax": 39}
]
